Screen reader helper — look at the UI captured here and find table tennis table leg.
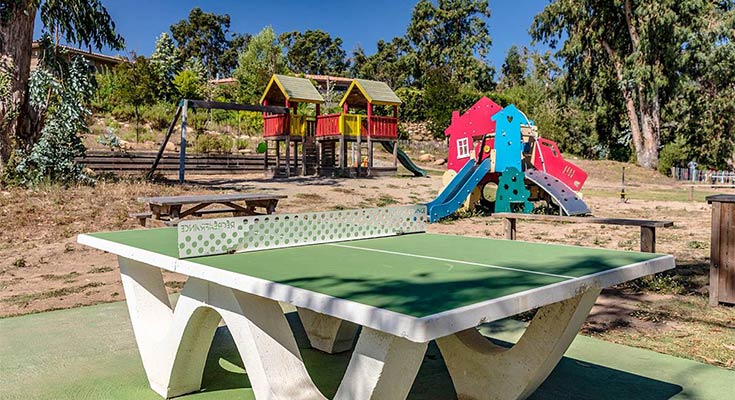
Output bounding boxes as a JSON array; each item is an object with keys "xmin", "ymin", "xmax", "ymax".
[
  {"xmin": 118, "ymin": 257, "xmax": 222, "ymax": 398},
  {"xmin": 297, "ymin": 307, "xmax": 359, "ymax": 353},
  {"xmin": 334, "ymin": 327, "xmax": 428, "ymax": 400},
  {"xmin": 117, "ymin": 257, "xmax": 327, "ymax": 399},
  {"xmin": 436, "ymin": 288, "xmax": 601, "ymax": 400}
]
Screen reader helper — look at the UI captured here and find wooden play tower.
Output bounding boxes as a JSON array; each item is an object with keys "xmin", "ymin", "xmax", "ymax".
[
  {"xmin": 260, "ymin": 75, "xmax": 324, "ymax": 177},
  {"xmin": 316, "ymin": 79, "xmax": 401, "ymax": 177}
]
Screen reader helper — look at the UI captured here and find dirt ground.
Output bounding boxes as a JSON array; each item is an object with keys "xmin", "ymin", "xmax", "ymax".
[{"xmin": 0, "ymin": 158, "xmax": 733, "ymax": 369}]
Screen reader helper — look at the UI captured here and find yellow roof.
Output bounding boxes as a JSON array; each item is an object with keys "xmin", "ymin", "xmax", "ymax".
[
  {"xmin": 339, "ymin": 79, "xmax": 402, "ymax": 108},
  {"xmin": 260, "ymin": 74, "xmax": 325, "ymax": 105}
]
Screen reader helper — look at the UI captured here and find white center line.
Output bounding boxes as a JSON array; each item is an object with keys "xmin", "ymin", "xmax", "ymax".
[{"xmin": 329, "ymin": 243, "xmax": 576, "ymax": 279}]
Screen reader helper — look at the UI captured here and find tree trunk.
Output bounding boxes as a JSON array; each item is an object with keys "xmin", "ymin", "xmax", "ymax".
[
  {"xmin": 0, "ymin": 0, "xmax": 37, "ymax": 173},
  {"xmin": 636, "ymin": 90, "xmax": 661, "ymax": 169}
]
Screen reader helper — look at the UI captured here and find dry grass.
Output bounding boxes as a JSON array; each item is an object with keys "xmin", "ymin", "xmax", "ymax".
[{"xmin": 0, "ymin": 160, "xmax": 733, "ymax": 370}]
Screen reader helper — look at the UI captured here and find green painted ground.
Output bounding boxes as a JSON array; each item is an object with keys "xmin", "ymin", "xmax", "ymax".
[
  {"xmin": 86, "ymin": 230, "xmax": 664, "ymax": 317},
  {"xmin": 1, "ymin": 300, "xmax": 732, "ymax": 399}
]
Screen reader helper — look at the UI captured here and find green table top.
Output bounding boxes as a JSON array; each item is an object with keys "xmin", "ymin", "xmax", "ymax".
[{"xmin": 85, "ymin": 228, "xmax": 667, "ymax": 319}]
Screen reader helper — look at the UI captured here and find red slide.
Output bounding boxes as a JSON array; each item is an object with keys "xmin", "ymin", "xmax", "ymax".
[{"xmin": 532, "ymin": 138, "xmax": 588, "ymax": 192}]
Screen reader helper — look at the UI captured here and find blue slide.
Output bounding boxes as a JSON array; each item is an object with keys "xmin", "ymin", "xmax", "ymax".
[{"xmin": 426, "ymin": 158, "xmax": 492, "ymax": 222}]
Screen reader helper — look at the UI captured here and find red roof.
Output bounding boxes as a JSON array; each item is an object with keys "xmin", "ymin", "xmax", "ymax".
[{"xmin": 444, "ymin": 97, "xmax": 502, "ymax": 139}]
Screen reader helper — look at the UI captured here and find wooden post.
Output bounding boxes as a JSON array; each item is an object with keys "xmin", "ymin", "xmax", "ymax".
[
  {"xmin": 301, "ymin": 139, "xmax": 307, "ymax": 176},
  {"xmin": 393, "ymin": 141, "xmax": 398, "ymax": 168},
  {"xmin": 707, "ymin": 195, "xmax": 735, "ymax": 306},
  {"xmin": 368, "ymin": 138, "xmax": 373, "ymax": 169},
  {"xmin": 356, "ymin": 135, "xmax": 361, "ymax": 177},
  {"xmin": 640, "ymin": 226, "xmax": 656, "ymax": 253},
  {"xmin": 710, "ymin": 201, "xmax": 722, "ymax": 306},
  {"xmin": 285, "ymin": 138, "xmax": 291, "ymax": 178},
  {"xmin": 275, "ymin": 140, "xmax": 280, "ymax": 175},
  {"xmin": 316, "ymin": 140, "xmax": 322, "ymax": 175},
  {"xmin": 263, "ymin": 141, "xmax": 269, "ymax": 173},
  {"xmin": 178, "ymin": 100, "xmax": 188, "ymax": 184},
  {"xmin": 339, "ymin": 135, "xmax": 346, "ymax": 171},
  {"xmin": 504, "ymin": 218, "xmax": 517, "ymax": 240},
  {"xmin": 147, "ymin": 104, "xmax": 182, "ymax": 180}
]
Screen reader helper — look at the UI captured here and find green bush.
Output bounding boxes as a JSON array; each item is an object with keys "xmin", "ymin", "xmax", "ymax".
[
  {"xmin": 395, "ymin": 87, "xmax": 425, "ymax": 122},
  {"xmin": 194, "ymin": 134, "xmax": 233, "ymax": 154},
  {"xmin": 658, "ymin": 138, "xmax": 688, "ymax": 175},
  {"xmin": 142, "ymin": 102, "xmax": 176, "ymax": 131},
  {"xmin": 110, "ymin": 104, "xmax": 136, "ymax": 121},
  {"xmin": 235, "ymin": 137, "xmax": 249, "ymax": 150}
]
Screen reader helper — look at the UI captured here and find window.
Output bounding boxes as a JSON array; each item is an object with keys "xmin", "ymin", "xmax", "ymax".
[{"xmin": 456, "ymin": 137, "xmax": 470, "ymax": 159}]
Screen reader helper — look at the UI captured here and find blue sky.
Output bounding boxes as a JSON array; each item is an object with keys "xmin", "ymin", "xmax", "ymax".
[{"xmin": 34, "ymin": 0, "xmax": 551, "ymax": 72}]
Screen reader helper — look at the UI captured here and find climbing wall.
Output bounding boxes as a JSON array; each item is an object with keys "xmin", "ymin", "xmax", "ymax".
[
  {"xmin": 525, "ymin": 169, "xmax": 591, "ymax": 216},
  {"xmin": 495, "ymin": 167, "xmax": 533, "ymax": 213}
]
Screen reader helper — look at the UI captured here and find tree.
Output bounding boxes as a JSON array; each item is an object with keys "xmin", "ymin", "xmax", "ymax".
[
  {"xmin": 173, "ymin": 69, "xmax": 202, "ymax": 100},
  {"xmin": 407, "ymin": 0, "xmax": 494, "ymax": 90},
  {"xmin": 279, "ymin": 30, "xmax": 348, "ymax": 75},
  {"xmin": 500, "ymin": 45, "xmax": 526, "ymax": 88},
  {"xmin": 233, "ymin": 26, "xmax": 288, "ymax": 104},
  {"xmin": 664, "ymin": 3, "xmax": 735, "ymax": 169},
  {"xmin": 351, "ymin": 37, "xmax": 416, "ymax": 88},
  {"xmin": 531, "ymin": 0, "xmax": 722, "ymax": 169},
  {"xmin": 0, "ymin": 0, "xmax": 123, "ymax": 173},
  {"xmin": 115, "ymin": 55, "xmax": 157, "ymax": 142},
  {"xmin": 150, "ymin": 32, "xmax": 180, "ymax": 100},
  {"xmin": 170, "ymin": 7, "xmax": 247, "ymax": 79}
]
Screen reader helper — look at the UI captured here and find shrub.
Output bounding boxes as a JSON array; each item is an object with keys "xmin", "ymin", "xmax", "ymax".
[
  {"xmin": 235, "ymin": 137, "xmax": 249, "ymax": 150},
  {"xmin": 142, "ymin": 102, "xmax": 175, "ymax": 131},
  {"xmin": 658, "ymin": 138, "xmax": 688, "ymax": 175},
  {"xmin": 110, "ymin": 104, "xmax": 136, "ymax": 121},
  {"xmin": 194, "ymin": 134, "xmax": 233, "ymax": 154}
]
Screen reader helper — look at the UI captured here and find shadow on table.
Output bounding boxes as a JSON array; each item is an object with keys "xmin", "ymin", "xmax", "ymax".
[{"xmin": 196, "ymin": 312, "xmax": 682, "ymax": 399}]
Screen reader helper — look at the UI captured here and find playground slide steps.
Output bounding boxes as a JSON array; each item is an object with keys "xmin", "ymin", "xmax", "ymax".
[
  {"xmin": 525, "ymin": 169, "xmax": 591, "ymax": 216},
  {"xmin": 380, "ymin": 142, "xmax": 426, "ymax": 177},
  {"xmin": 426, "ymin": 158, "xmax": 492, "ymax": 222}
]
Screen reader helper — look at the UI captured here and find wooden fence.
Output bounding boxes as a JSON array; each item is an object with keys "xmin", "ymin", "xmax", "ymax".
[{"xmin": 77, "ymin": 151, "xmax": 265, "ymax": 175}]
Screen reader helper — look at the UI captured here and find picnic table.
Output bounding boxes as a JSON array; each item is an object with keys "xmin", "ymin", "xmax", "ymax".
[
  {"xmin": 78, "ymin": 205, "xmax": 674, "ymax": 400},
  {"xmin": 133, "ymin": 193, "xmax": 287, "ymax": 226}
]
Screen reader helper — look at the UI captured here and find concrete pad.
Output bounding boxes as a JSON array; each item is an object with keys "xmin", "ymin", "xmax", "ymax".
[{"xmin": 1, "ymin": 300, "xmax": 733, "ymax": 399}]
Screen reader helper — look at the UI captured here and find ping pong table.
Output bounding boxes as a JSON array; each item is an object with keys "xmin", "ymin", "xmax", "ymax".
[{"xmin": 77, "ymin": 206, "xmax": 674, "ymax": 400}]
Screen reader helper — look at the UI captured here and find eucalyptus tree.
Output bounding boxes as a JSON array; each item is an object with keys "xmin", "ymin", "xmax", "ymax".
[
  {"xmin": 531, "ymin": 0, "xmax": 729, "ymax": 168},
  {"xmin": 407, "ymin": 0, "xmax": 494, "ymax": 90},
  {"xmin": 0, "ymin": 0, "xmax": 123, "ymax": 172}
]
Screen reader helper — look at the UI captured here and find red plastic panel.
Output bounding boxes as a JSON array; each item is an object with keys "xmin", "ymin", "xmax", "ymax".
[
  {"xmin": 532, "ymin": 138, "xmax": 588, "ymax": 191},
  {"xmin": 444, "ymin": 97, "xmax": 502, "ymax": 173}
]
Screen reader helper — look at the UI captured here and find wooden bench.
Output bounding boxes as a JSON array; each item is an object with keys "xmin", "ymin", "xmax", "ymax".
[
  {"xmin": 493, "ymin": 212, "xmax": 674, "ymax": 253},
  {"xmin": 133, "ymin": 193, "xmax": 287, "ymax": 227}
]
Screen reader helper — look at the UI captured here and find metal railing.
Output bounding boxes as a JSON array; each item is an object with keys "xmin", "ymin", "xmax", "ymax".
[{"xmin": 672, "ymin": 167, "xmax": 735, "ymax": 184}]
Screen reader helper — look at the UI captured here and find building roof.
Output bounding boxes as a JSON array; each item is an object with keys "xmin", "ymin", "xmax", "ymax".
[
  {"xmin": 209, "ymin": 77, "xmax": 238, "ymax": 86},
  {"xmin": 260, "ymin": 74, "xmax": 324, "ymax": 105},
  {"xmin": 444, "ymin": 97, "xmax": 503, "ymax": 138},
  {"xmin": 31, "ymin": 41, "xmax": 123, "ymax": 65},
  {"xmin": 304, "ymin": 74, "xmax": 354, "ymax": 89},
  {"xmin": 339, "ymin": 79, "xmax": 402, "ymax": 108}
]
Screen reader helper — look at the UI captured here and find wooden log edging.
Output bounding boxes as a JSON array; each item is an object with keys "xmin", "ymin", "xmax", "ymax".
[{"xmin": 76, "ymin": 151, "xmax": 266, "ymax": 175}]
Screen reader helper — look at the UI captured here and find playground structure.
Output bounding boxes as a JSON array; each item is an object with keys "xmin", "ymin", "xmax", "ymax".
[
  {"xmin": 260, "ymin": 74, "xmax": 324, "ymax": 177},
  {"xmin": 427, "ymin": 97, "xmax": 590, "ymax": 222},
  {"xmin": 261, "ymin": 75, "xmax": 425, "ymax": 178}
]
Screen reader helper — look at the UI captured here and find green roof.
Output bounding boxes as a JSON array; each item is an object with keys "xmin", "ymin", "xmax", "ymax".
[
  {"xmin": 340, "ymin": 79, "xmax": 402, "ymax": 108},
  {"xmin": 260, "ymin": 74, "xmax": 324, "ymax": 105}
]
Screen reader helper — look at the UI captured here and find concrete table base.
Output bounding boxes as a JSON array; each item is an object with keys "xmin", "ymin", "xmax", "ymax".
[{"xmin": 118, "ymin": 256, "xmax": 602, "ymax": 400}]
